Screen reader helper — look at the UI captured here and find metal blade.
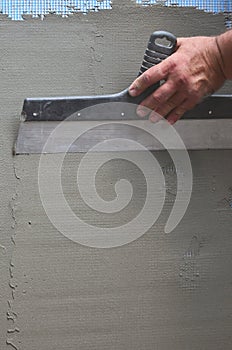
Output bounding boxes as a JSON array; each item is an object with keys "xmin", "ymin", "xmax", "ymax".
[
  {"xmin": 21, "ymin": 93, "xmax": 232, "ymax": 122},
  {"xmin": 15, "ymin": 119, "xmax": 232, "ymax": 154}
]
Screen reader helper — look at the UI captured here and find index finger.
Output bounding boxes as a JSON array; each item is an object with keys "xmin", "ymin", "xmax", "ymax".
[{"xmin": 128, "ymin": 57, "xmax": 174, "ymax": 97}]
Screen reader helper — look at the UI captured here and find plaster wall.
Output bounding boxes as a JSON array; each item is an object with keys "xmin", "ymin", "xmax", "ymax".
[{"xmin": 0, "ymin": 3, "xmax": 232, "ymax": 349}]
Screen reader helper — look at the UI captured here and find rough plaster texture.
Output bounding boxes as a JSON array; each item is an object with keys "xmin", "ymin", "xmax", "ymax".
[{"xmin": 0, "ymin": 2, "xmax": 232, "ymax": 349}]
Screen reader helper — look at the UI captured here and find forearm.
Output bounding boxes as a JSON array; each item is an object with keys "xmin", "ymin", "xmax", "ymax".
[{"xmin": 216, "ymin": 29, "xmax": 232, "ymax": 80}]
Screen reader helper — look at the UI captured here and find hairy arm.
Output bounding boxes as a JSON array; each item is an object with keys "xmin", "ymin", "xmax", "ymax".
[{"xmin": 129, "ymin": 30, "xmax": 232, "ymax": 124}]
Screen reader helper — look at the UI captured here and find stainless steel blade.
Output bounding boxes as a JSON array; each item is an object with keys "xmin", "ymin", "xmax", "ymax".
[{"xmin": 15, "ymin": 119, "xmax": 232, "ymax": 154}]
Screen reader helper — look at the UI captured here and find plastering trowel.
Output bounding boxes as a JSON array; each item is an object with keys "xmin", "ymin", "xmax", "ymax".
[{"xmin": 15, "ymin": 31, "xmax": 232, "ymax": 154}]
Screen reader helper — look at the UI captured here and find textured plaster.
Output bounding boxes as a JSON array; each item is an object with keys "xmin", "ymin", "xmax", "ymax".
[{"xmin": 0, "ymin": 2, "xmax": 232, "ymax": 349}]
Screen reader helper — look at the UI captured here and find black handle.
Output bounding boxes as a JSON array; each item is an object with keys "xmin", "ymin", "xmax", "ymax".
[
  {"xmin": 127, "ymin": 31, "xmax": 177, "ymax": 105},
  {"xmin": 139, "ymin": 31, "xmax": 177, "ymax": 76}
]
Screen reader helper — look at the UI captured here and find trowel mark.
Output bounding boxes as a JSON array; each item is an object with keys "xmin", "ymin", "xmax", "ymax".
[
  {"xmin": 184, "ymin": 235, "xmax": 200, "ymax": 258},
  {"xmin": 7, "ymin": 266, "xmax": 20, "ymax": 349},
  {"xmin": 6, "ymin": 163, "xmax": 21, "ymax": 349},
  {"xmin": 7, "ymin": 328, "xmax": 20, "ymax": 334},
  {"xmin": 9, "ymin": 262, "xmax": 14, "ymax": 279},
  {"xmin": 0, "ymin": 243, "xmax": 6, "ymax": 255},
  {"xmin": 9, "ymin": 280, "xmax": 18, "ymax": 300},
  {"xmin": 6, "ymin": 339, "xmax": 18, "ymax": 350},
  {"xmin": 6, "ymin": 310, "xmax": 17, "ymax": 323},
  {"xmin": 226, "ymin": 187, "xmax": 232, "ymax": 208},
  {"xmin": 216, "ymin": 186, "xmax": 232, "ymax": 211},
  {"xmin": 179, "ymin": 235, "xmax": 201, "ymax": 290}
]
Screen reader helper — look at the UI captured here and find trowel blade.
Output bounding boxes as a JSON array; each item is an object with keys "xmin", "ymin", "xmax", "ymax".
[
  {"xmin": 15, "ymin": 93, "xmax": 232, "ymax": 154},
  {"xmin": 14, "ymin": 119, "xmax": 232, "ymax": 154}
]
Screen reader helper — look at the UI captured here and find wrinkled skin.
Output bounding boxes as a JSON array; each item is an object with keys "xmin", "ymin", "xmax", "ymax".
[{"xmin": 129, "ymin": 35, "xmax": 229, "ymax": 124}]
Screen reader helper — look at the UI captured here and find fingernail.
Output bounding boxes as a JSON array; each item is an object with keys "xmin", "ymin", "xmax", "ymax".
[
  {"xmin": 128, "ymin": 86, "xmax": 137, "ymax": 97},
  {"xmin": 150, "ymin": 112, "xmax": 161, "ymax": 123},
  {"xmin": 168, "ymin": 118, "xmax": 175, "ymax": 125},
  {"xmin": 150, "ymin": 116, "xmax": 159, "ymax": 123},
  {"xmin": 136, "ymin": 106, "xmax": 148, "ymax": 118}
]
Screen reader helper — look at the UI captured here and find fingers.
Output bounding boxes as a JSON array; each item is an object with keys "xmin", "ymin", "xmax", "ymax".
[
  {"xmin": 135, "ymin": 81, "xmax": 188, "ymax": 122},
  {"xmin": 166, "ymin": 99, "xmax": 197, "ymax": 124},
  {"xmin": 128, "ymin": 58, "xmax": 173, "ymax": 97},
  {"xmin": 154, "ymin": 92, "xmax": 186, "ymax": 117},
  {"xmin": 136, "ymin": 83, "xmax": 186, "ymax": 118},
  {"xmin": 128, "ymin": 57, "xmax": 189, "ymax": 124},
  {"xmin": 137, "ymin": 79, "xmax": 177, "ymax": 116},
  {"xmin": 136, "ymin": 86, "xmax": 198, "ymax": 125}
]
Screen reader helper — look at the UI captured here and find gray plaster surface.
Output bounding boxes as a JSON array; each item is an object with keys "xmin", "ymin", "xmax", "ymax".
[{"xmin": 0, "ymin": 3, "xmax": 232, "ymax": 349}]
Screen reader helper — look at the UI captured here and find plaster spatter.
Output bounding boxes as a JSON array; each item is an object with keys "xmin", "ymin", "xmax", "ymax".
[{"xmin": 6, "ymin": 165, "xmax": 21, "ymax": 350}]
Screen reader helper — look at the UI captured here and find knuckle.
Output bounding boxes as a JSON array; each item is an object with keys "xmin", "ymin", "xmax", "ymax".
[
  {"xmin": 161, "ymin": 59, "xmax": 177, "ymax": 76},
  {"xmin": 133, "ymin": 78, "xmax": 141, "ymax": 90},
  {"xmin": 175, "ymin": 106, "xmax": 186, "ymax": 117},
  {"xmin": 166, "ymin": 100, "xmax": 176, "ymax": 110},
  {"xmin": 176, "ymin": 73, "xmax": 188, "ymax": 87},
  {"xmin": 178, "ymin": 109, "xmax": 186, "ymax": 116},
  {"xmin": 151, "ymin": 92, "xmax": 164, "ymax": 105},
  {"xmin": 188, "ymin": 85, "xmax": 200, "ymax": 96},
  {"xmin": 142, "ymin": 71, "xmax": 152, "ymax": 85},
  {"xmin": 167, "ymin": 60, "xmax": 177, "ymax": 73},
  {"xmin": 142, "ymin": 71, "xmax": 151, "ymax": 85}
]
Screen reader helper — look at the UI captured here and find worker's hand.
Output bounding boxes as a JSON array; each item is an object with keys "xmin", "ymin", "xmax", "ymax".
[{"xmin": 129, "ymin": 36, "xmax": 226, "ymax": 124}]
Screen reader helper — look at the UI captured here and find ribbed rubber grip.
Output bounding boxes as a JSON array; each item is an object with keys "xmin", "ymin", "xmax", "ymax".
[{"xmin": 139, "ymin": 31, "xmax": 177, "ymax": 76}]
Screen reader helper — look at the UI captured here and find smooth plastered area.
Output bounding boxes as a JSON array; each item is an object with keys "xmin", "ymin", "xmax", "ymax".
[{"xmin": 1, "ymin": 2, "xmax": 232, "ymax": 349}]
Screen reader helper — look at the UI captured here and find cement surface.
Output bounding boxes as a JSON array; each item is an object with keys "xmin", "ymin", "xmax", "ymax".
[{"xmin": 0, "ymin": 2, "xmax": 232, "ymax": 349}]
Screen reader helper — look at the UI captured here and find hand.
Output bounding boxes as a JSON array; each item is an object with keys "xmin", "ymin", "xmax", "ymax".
[{"xmin": 129, "ymin": 36, "xmax": 226, "ymax": 124}]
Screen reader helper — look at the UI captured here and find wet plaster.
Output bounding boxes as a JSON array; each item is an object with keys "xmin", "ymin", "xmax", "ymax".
[
  {"xmin": 0, "ymin": 2, "xmax": 232, "ymax": 350},
  {"xmin": 0, "ymin": 28, "xmax": 22, "ymax": 350}
]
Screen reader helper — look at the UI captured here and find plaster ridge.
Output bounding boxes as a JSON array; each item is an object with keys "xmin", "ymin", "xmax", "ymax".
[
  {"xmin": 6, "ymin": 339, "xmax": 18, "ymax": 350},
  {"xmin": 90, "ymin": 30, "xmax": 105, "ymax": 93},
  {"xmin": 179, "ymin": 234, "xmax": 202, "ymax": 291},
  {"xmin": 6, "ymin": 162, "xmax": 21, "ymax": 350},
  {"xmin": 0, "ymin": 244, "xmax": 6, "ymax": 255}
]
